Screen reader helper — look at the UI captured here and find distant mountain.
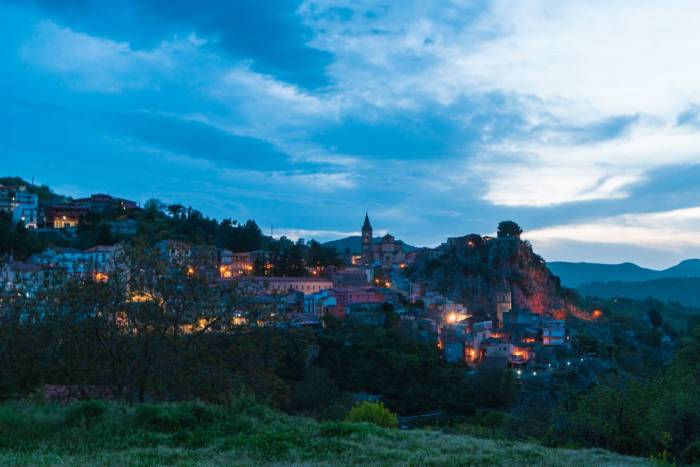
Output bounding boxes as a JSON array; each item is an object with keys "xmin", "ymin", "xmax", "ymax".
[
  {"xmin": 578, "ymin": 277, "xmax": 700, "ymax": 308},
  {"xmin": 548, "ymin": 259, "xmax": 700, "ymax": 288},
  {"xmin": 324, "ymin": 236, "xmax": 418, "ymax": 255}
]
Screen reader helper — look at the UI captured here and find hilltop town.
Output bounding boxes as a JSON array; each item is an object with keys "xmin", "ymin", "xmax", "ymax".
[
  {"xmin": 0, "ymin": 179, "xmax": 578, "ymax": 374},
  {"xmin": 1, "ymin": 178, "xmax": 698, "ymax": 464}
]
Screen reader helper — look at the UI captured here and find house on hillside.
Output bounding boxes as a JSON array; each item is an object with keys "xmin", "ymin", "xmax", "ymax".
[{"xmin": 0, "ymin": 185, "xmax": 39, "ymax": 228}]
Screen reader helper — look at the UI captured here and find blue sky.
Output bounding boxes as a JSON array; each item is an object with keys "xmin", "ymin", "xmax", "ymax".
[{"xmin": 3, "ymin": 0, "xmax": 700, "ymax": 268}]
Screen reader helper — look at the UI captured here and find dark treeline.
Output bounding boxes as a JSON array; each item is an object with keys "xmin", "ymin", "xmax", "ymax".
[{"xmin": 0, "ymin": 245, "xmax": 514, "ymax": 418}]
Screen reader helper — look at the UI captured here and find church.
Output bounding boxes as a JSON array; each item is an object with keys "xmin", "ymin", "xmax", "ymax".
[{"xmin": 360, "ymin": 213, "xmax": 416, "ymax": 269}]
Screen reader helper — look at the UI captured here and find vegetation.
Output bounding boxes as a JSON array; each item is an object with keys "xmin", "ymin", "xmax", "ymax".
[
  {"xmin": 344, "ymin": 402, "xmax": 398, "ymax": 428},
  {"xmin": 0, "ymin": 399, "xmax": 648, "ymax": 466},
  {"xmin": 553, "ymin": 321, "xmax": 700, "ymax": 464},
  {"xmin": 1, "ymin": 179, "xmax": 342, "ymax": 273},
  {"xmin": 497, "ymin": 220, "xmax": 523, "ymax": 238},
  {"xmin": 579, "ymin": 277, "xmax": 700, "ymax": 307}
]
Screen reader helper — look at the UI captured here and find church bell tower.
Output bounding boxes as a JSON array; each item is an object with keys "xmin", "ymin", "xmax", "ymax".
[{"xmin": 361, "ymin": 213, "xmax": 373, "ymax": 264}]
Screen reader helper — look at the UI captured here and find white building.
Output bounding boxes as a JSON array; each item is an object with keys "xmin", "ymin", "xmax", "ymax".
[
  {"xmin": 0, "ymin": 185, "xmax": 39, "ymax": 228},
  {"xmin": 542, "ymin": 320, "xmax": 566, "ymax": 346}
]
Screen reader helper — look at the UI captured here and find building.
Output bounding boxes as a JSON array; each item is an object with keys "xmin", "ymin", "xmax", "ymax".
[
  {"xmin": 359, "ymin": 214, "xmax": 415, "ymax": 269},
  {"xmin": 235, "ymin": 250, "xmax": 271, "ymax": 274},
  {"xmin": 156, "ymin": 240, "xmax": 192, "ymax": 264},
  {"xmin": 327, "ymin": 266, "xmax": 370, "ymax": 287},
  {"xmin": 495, "ymin": 281, "xmax": 512, "ymax": 326},
  {"xmin": 304, "ymin": 290, "xmax": 338, "ymax": 318},
  {"xmin": 42, "ymin": 205, "xmax": 87, "ymax": 229},
  {"xmin": 71, "ymin": 194, "xmax": 138, "ymax": 212},
  {"xmin": 361, "ymin": 213, "xmax": 373, "ymax": 264},
  {"xmin": 328, "ymin": 286, "xmax": 386, "ymax": 318},
  {"xmin": 0, "ymin": 261, "xmax": 49, "ymax": 297},
  {"xmin": 542, "ymin": 320, "xmax": 566, "ymax": 345},
  {"xmin": 241, "ymin": 276, "xmax": 333, "ymax": 296},
  {"xmin": 27, "ymin": 245, "xmax": 117, "ymax": 278},
  {"xmin": 0, "ymin": 185, "xmax": 39, "ymax": 228},
  {"xmin": 443, "ymin": 338, "xmax": 465, "ymax": 363}
]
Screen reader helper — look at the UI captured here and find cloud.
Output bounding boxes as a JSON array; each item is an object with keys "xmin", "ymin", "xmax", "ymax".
[
  {"xmin": 300, "ymin": 0, "xmax": 700, "ymax": 207},
  {"xmin": 19, "ymin": 0, "xmax": 332, "ymax": 89},
  {"xmin": 527, "ymin": 206, "xmax": 700, "ymax": 249},
  {"xmin": 8, "ymin": 0, "xmax": 700, "ymax": 267},
  {"xmin": 21, "ymin": 20, "xmax": 204, "ymax": 92}
]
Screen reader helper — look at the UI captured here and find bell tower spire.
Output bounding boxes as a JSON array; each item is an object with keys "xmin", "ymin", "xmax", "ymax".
[{"xmin": 361, "ymin": 212, "xmax": 373, "ymax": 264}]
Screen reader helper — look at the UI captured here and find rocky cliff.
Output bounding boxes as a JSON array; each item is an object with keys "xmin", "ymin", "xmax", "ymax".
[{"xmin": 410, "ymin": 233, "xmax": 575, "ymax": 318}]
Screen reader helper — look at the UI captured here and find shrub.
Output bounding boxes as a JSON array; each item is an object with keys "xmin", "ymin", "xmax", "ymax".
[
  {"xmin": 64, "ymin": 400, "xmax": 108, "ymax": 427},
  {"xmin": 134, "ymin": 402, "xmax": 217, "ymax": 433},
  {"xmin": 319, "ymin": 421, "xmax": 381, "ymax": 438},
  {"xmin": 682, "ymin": 441, "xmax": 700, "ymax": 465},
  {"xmin": 344, "ymin": 402, "xmax": 398, "ymax": 428}
]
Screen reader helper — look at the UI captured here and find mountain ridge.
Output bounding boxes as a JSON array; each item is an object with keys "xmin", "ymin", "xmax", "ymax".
[{"xmin": 548, "ymin": 259, "xmax": 700, "ymax": 288}]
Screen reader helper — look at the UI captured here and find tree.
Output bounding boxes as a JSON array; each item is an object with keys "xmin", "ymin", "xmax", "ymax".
[
  {"xmin": 0, "ymin": 242, "xmax": 304, "ymax": 403},
  {"xmin": 648, "ymin": 308, "xmax": 663, "ymax": 328},
  {"xmin": 166, "ymin": 204, "xmax": 185, "ymax": 219},
  {"xmin": 497, "ymin": 221, "xmax": 523, "ymax": 239},
  {"xmin": 95, "ymin": 223, "xmax": 115, "ymax": 246},
  {"xmin": 142, "ymin": 199, "xmax": 163, "ymax": 221}
]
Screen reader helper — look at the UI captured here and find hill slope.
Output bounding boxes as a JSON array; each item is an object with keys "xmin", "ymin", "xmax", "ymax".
[
  {"xmin": 549, "ymin": 259, "xmax": 700, "ymax": 287},
  {"xmin": 0, "ymin": 400, "xmax": 648, "ymax": 466},
  {"xmin": 411, "ymin": 236, "xmax": 574, "ymax": 316}
]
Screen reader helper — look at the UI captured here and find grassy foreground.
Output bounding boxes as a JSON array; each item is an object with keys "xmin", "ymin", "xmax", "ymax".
[{"xmin": 0, "ymin": 399, "xmax": 648, "ymax": 466}]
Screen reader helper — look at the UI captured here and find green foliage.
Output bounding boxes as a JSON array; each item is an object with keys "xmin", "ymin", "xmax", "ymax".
[
  {"xmin": 134, "ymin": 403, "xmax": 216, "ymax": 433},
  {"xmin": 648, "ymin": 308, "xmax": 664, "ymax": 328},
  {"xmin": 288, "ymin": 366, "xmax": 339, "ymax": 413},
  {"xmin": 0, "ymin": 211, "xmax": 46, "ymax": 260},
  {"xmin": 64, "ymin": 400, "xmax": 108, "ymax": 427},
  {"xmin": 0, "ymin": 177, "xmax": 60, "ymax": 202},
  {"xmin": 0, "ymin": 400, "xmax": 648, "ymax": 466},
  {"xmin": 344, "ymin": 402, "xmax": 398, "ymax": 428},
  {"xmin": 556, "ymin": 332, "xmax": 700, "ymax": 463},
  {"xmin": 497, "ymin": 220, "xmax": 523, "ymax": 238}
]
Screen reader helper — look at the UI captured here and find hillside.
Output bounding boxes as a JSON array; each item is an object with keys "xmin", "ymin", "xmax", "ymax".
[
  {"xmin": 411, "ymin": 234, "xmax": 574, "ymax": 316},
  {"xmin": 579, "ymin": 277, "xmax": 700, "ymax": 307},
  {"xmin": 325, "ymin": 236, "xmax": 418, "ymax": 255},
  {"xmin": 0, "ymin": 400, "xmax": 648, "ymax": 466},
  {"xmin": 549, "ymin": 259, "xmax": 700, "ymax": 287}
]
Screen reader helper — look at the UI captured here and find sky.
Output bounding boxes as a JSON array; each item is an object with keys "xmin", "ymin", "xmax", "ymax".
[{"xmin": 2, "ymin": 0, "xmax": 700, "ymax": 269}]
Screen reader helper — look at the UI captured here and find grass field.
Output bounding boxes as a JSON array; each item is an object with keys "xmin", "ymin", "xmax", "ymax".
[{"xmin": 0, "ymin": 399, "xmax": 649, "ymax": 466}]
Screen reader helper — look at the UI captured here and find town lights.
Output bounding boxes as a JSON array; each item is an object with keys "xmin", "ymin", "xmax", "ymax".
[{"xmin": 93, "ymin": 272, "xmax": 109, "ymax": 283}]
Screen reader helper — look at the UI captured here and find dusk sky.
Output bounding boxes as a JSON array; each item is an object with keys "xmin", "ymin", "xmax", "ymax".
[{"xmin": 3, "ymin": 0, "xmax": 700, "ymax": 269}]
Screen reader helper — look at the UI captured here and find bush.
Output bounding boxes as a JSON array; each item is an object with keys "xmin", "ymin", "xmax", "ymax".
[
  {"xmin": 319, "ymin": 421, "xmax": 381, "ymax": 438},
  {"xmin": 344, "ymin": 402, "xmax": 398, "ymax": 428},
  {"xmin": 134, "ymin": 403, "xmax": 215, "ymax": 433},
  {"xmin": 64, "ymin": 400, "xmax": 108, "ymax": 427}
]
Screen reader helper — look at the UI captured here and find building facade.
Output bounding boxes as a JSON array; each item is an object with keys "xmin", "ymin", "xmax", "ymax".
[{"xmin": 0, "ymin": 185, "xmax": 39, "ymax": 228}]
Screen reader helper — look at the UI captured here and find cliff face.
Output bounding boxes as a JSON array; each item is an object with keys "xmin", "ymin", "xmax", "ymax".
[{"xmin": 410, "ymin": 236, "xmax": 572, "ymax": 318}]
